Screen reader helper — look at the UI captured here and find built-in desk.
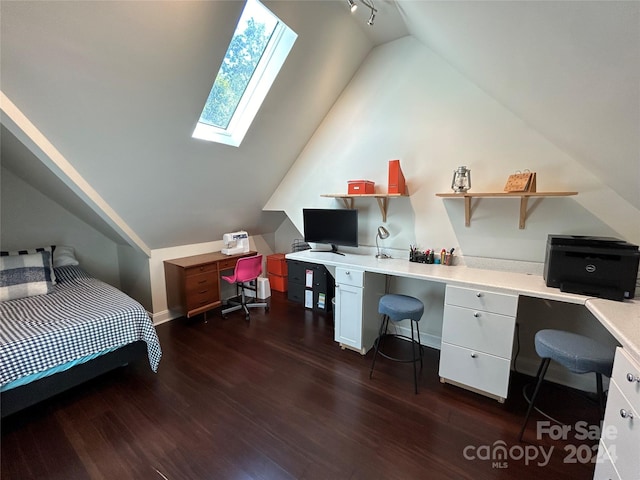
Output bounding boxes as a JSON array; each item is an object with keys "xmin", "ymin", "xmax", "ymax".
[
  {"xmin": 285, "ymin": 250, "xmax": 639, "ymax": 358},
  {"xmin": 287, "ymin": 250, "xmax": 639, "ymax": 480}
]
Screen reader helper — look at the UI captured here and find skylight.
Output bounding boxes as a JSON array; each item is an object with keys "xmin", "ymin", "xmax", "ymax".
[{"xmin": 193, "ymin": 0, "xmax": 297, "ymax": 147}]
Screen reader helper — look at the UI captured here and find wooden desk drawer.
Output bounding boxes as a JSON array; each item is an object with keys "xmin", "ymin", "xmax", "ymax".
[
  {"xmin": 445, "ymin": 285, "xmax": 518, "ymax": 316},
  {"xmin": 185, "ymin": 263, "xmax": 217, "ymax": 276},
  {"xmin": 185, "ymin": 272, "xmax": 218, "ymax": 292},
  {"xmin": 442, "ymin": 304, "xmax": 516, "ymax": 358},
  {"xmin": 218, "ymin": 258, "xmax": 239, "ymax": 271},
  {"xmin": 439, "ymin": 342, "xmax": 511, "ymax": 399},
  {"xmin": 186, "ymin": 287, "xmax": 217, "ymax": 310}
]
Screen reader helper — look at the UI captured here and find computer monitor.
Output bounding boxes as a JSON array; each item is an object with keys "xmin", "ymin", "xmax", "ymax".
[{"xmin": 303, "ymin": 208, "xmax": 358, "ymax": 255}]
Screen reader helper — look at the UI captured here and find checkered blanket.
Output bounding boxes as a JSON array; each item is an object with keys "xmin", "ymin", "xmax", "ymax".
[{"xmin": 0, "ymin": 266, "xmax": 161, "ymax": 387}]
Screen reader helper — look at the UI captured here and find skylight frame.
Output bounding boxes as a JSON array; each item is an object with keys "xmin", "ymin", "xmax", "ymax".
[{"xmin": 192, "ymin": 0, "xmax": 297, "ymax": 148}]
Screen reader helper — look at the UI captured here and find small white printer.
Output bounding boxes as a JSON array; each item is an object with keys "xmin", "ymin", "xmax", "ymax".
[{"xmin": 222, "ymin": 231, "xmax": 250, "ymax": 255}]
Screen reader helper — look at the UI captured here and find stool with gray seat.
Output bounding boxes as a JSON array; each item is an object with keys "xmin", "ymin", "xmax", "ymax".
[
  {"xmin": 369, "ymin": 294, "xmax": 425, "ymax": 394},
  {"xmin": 518, "ymin": 329, "xmax": 615, "ymax": 441}
]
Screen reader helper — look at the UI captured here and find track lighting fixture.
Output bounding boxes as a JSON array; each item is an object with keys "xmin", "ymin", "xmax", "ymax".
[{"xmin": 346, "ymin": 0, "xmax": 377, "ymax": 26}]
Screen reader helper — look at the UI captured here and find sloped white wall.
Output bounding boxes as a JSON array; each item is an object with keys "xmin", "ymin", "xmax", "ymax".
[
  {"xmin": 1, "ymin": 167, "xmax": 122, "ymax": 288},
  {"xmin": 266, "ymin": 36, "xmax": 639, "ymax": 258},
  {"xmin": 265, "ymin": 36, "xmax": 638, "ymax": 390}
]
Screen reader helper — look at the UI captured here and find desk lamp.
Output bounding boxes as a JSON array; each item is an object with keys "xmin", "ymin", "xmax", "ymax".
[{"xmin": 375, "ymin": 226, "xmax": 390, "ymax": 259}]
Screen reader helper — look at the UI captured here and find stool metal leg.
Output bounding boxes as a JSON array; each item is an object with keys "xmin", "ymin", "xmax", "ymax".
[
  {"xmin": 519, "ymin": 357, "xmax": 551, "ymax": 442},
  {"xmin": 416, "ymin": 322, "xmax": 423, "ymax": 371},
  {"xmin": 410, "ymin": 320, "xmax": 418, "ymax": 394},
  {"xmin": 596, "ymin": 373, "xmax": 605, "ymax": 419},
  {"xmin": 369, "ymin": 315, "xmax": 389, "ymax": 379}
]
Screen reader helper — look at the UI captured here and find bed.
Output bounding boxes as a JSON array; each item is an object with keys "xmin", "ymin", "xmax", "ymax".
[{"xmin": 0, "ymin": 251, "xmax": 162, "ymax": 418}]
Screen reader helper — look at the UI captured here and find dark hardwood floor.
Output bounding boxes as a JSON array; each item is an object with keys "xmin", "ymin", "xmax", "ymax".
[{"xmin": 2, "ymin": 292, "xmax": 601, "ymax": 479}]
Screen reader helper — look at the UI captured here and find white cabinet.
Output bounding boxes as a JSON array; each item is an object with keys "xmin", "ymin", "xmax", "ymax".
[
  {"xmin": 594, "ymin": 348, "xmax": 640, "ymax": 480},
  {"xmin": 439, "ymin": 285, "xmax": 518, "ymax": 402},
  {"xmin": 334, "ymin": 267, "xmax": 385, "ymax": 354}
]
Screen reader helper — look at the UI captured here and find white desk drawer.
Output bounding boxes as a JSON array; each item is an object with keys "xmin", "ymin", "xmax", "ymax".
[
  {"xmin": 611, "ymin": 348, "xmax": 640, "ymax": 407},
  {"xmin": 439, "ymin": 342, "xmax": 511, "ymax": 399},
  {"xmin": 445, "ymin": 285, "xmax": 518, "ymax": 317},
  {"xmin": 600, "ymin": 380, "xmax": 639, "ymax": 480},
  {"xmin": 335, "ymin": 268, "xmax": 364, "ymax": 288},
  {"xmin": 442, "ymin": 304, "xmax": 516, "ymax": 358},
  {"xmin": 594, "ymin": 440, "xmax": 621, "ymax": 480}
]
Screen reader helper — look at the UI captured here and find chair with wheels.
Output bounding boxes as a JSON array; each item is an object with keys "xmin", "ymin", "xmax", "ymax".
[
  {"xmin": 221, "ymin": 254, "xmax": 269, "ymax": 320},
  {"xmin": 518, "ymin": 329, "xmax": 615, "ymax": 441},
  {"xmin": 369, "ymin": 293, "xmax": 425, "ymax": 394}
]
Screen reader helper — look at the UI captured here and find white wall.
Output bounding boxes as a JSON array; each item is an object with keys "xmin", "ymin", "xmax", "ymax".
[
  {"xmin": 1, "ymin": 167, "xmax": 122, "ymax": 288},
  {"xmin": 265, "ymin": 36, "xmax": 639, "ymax": 390}
]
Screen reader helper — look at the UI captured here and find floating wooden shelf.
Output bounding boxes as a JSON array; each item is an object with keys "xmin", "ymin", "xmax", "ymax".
[
  {"xmin": 435, "ymin": 191, "xmax": 578, "ymax": 229},
  {"xmin": 321, "ymin": 193, "xmax": 408, "ymax": 222}
]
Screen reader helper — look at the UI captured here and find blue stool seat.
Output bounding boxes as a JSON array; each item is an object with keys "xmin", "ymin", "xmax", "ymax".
[
  {"xmin": 535, "ymin": 329, "xmax": 614, "ymax": 377},
  {"xmin": 378, "ymin": 294, "xmax": 424, "ymax": 322},
  {"xmin": 519, "ymin": 329, "xmax": 615, "ymax": 442},
  {"xmin": 370, "ymin": 294, "xmax": 425, "ymax": 394}
]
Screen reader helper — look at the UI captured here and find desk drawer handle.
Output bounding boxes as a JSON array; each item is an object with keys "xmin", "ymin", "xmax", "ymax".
[
  {"xmin": 473, "ymin": 312, "xmax": 480, "ymax": 318},
  {"xmin": 627, "ymin": 373, "xmax": 640, "ymax": 383},
  {"xmin": 620, "ymin": 409, "xmax": 634, "ymax": 420},
  {"xmin": 476, "ymin": 292, "xmax": 482, "ymax": 298},
  {"xmin": 198, "ymin": 290, "xmax": 208, "ymax": 294},
  {"xmin": 198, "ymin": 280, "xmax": 207, "ymax": 284},
  {"xmin": 470, "ymin": 352, "xmax": 477, "ymax": 358}
]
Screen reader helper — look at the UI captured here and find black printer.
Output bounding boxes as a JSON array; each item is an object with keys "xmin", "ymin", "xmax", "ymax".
[{"xmin": 544, "ymin": 235, "xmax": 640, "ymax": 301}]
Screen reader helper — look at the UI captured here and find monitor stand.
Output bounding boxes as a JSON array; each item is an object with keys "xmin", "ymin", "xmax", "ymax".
[{"xmin": 310, "ymin": 244, "xmax": 345, "ymax": 256}]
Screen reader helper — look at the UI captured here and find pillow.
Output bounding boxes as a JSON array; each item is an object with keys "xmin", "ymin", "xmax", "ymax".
[
  {"xmin": 0, "ymin": 251, "xmax": 54, "ymax": 301},
  {"xmin": 1, "ymin": 246, "xmax": 56, "ymax": 285},
  {"xmin": 53, "ymin": 245, "xmax": 79, "ymax": 267}
]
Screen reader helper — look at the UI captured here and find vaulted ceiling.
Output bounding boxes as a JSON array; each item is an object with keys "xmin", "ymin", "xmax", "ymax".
[{"xmin": 1, "ymin": 1, "xmax": 637, "ymax": 252}]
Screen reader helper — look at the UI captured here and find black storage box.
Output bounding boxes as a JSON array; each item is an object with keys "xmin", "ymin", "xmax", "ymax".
[{"xmin": 543, "ymin": 235, "xmax": 640, "ymax": 301}]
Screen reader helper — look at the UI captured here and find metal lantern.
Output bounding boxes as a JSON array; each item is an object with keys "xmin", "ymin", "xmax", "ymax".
[{"xmin": 451, "ymin": 166, "xmax": 471, "ymax": 193}]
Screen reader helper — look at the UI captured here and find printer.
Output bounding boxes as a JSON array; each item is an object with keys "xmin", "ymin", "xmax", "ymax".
[{"xmin": 543, "ymin": 235, "xmax": 640, "ymax": 301}]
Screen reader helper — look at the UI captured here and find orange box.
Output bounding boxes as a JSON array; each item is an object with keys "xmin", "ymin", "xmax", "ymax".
[
  {"xmin": 348, "ymin": 180, "xmax": 375, "ymax": 194},
  {"xmin": 268, "ymin": 273, "xmax": 287, "ymax": 292},
  {"xmin": 388, "ymin": 159, "xmax": 406, "ymax": 194},
  {"xmin": 267, "ymin": 254, "xmax": 288, "ymax": 276}
]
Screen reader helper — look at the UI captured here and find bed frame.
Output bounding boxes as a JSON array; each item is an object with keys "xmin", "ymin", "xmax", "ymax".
[{"xmin": 1, "ymin": 341, "xmax": 147, "ymax": 418}]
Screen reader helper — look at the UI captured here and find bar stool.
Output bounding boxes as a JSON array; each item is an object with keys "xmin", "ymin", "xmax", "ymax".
[
  {"xmin": 518, "ymin": 329, "xmax": 615, "ymax": 441},
  {"xmin": 369, "ymin": 294, "xmax": 425, "ymax": 394}
]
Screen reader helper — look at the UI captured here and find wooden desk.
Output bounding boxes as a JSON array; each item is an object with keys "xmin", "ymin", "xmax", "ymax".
[{"xmin": 164, "ymin": 251, "xmax": 257, "ymax": 318}]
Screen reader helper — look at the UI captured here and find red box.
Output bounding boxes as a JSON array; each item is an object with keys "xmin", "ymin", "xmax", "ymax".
[
  {"xmin": 348, "ymin": 180, "xmax": 375, "ymax": 194},
  {"xmin": 267, "ymin": 254, "xmax": 288, "ymax": 276},
  {"xmin": 268, "ymin": 273, "xmax": 287, "ymax": 292},
  {"xmin": 388, "ymin": 159, "xmax": 406, "ymax": 194}
]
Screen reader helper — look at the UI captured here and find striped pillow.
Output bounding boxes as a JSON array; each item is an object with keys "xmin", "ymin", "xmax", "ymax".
[
  {"xmin": 0, "ymin": 246, "xmax": 56, "ymax": 285},
  {"xmin": 0, "ymin": 251, "xmax": 54, "ymax": 301}
]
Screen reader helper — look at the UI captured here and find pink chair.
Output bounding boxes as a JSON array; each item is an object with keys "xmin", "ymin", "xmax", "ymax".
[{"xmin": 221, "ymin": 254, "xmax": 269, "ymax": 320}]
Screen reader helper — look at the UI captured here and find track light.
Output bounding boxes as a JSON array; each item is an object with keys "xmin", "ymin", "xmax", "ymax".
[{"xmin": 346, "ymin": 0, "xmax": 377, "ymax": 26}]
